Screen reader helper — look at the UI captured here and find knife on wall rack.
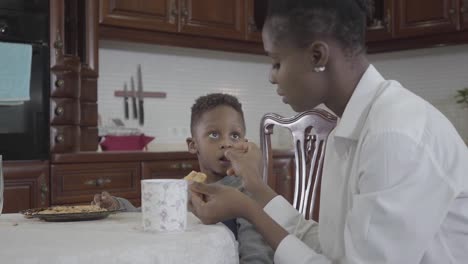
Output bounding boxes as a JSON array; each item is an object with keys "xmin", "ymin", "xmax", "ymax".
[
  {"xmin": 137, "ymin": 64, "xmax": 144, "ymax": 126},
  {"xmin": 130, "ymin": 76, "xmax": 138, "ymax": 120},
  {"xmin": 123, "ymin": 82, "xmax": 129, "ymax": 119}
]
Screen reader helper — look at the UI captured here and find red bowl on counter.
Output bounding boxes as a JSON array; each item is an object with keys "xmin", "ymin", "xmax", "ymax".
[{"xmin": 100, "ymin": 134, "xmax": 154, "ymax": 151}]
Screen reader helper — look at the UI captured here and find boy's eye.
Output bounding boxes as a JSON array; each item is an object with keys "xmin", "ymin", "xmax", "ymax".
[
  {"xmin": 208, "ymin": 132, "xmax": 219, "ymax": 139},
  {"xmin": 272, "ymin": 63, "xmax": 280, "ymax": 70},
  {"xmin": 231, "ymin": 133, "xmax": 241, "ymax": 140}
]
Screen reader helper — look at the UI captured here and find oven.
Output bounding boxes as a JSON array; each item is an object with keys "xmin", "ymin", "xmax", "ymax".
[{"xmin": 0, "ymin": 0, "xmax": 49, "ymax": 160}]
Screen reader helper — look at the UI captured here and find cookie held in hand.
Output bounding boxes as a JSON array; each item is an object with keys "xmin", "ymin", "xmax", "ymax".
[{"xmin": 184, "ymin": 170, "xmax": 207, "ymax": 183}]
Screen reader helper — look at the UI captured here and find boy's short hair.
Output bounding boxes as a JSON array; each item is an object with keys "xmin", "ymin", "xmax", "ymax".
[{"xmin": 190, "ymin": 93, "xmax": 245, "ymax": 134}]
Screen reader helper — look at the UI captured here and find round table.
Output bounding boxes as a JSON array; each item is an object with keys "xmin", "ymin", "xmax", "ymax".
[{"xmin": 0, "ymin": 212, "xmax": 239, "ymax": 264}]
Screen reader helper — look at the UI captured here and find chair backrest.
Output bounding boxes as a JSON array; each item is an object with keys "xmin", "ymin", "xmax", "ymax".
[{"xmin": 260, "ymin": 109, "xmax": 337, "ymax": 221}]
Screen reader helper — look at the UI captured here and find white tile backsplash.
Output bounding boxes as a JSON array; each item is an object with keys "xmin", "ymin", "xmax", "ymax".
[{"xmin": 98, "ymin": 40, "xmax": 468, "ymax": 151}]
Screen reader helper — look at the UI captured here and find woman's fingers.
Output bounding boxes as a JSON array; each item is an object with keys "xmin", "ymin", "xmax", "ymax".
[{"xmin": 190, "ymin": 182, "xmax": 220, "ymax": 196}]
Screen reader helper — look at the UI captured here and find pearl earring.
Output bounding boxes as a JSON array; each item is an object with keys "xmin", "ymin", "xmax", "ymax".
[{"xmin": 314, "ymin": 66, "xmax": 326, "ymax": 73}]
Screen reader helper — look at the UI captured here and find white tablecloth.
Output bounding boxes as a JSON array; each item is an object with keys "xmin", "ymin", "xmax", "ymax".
[{"xmin": 0, "ymin": 212, "xmax": 239, "ymax": 264}]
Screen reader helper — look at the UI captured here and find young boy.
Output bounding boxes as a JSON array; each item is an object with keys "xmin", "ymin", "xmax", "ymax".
[{"xmin": 93, "ymin": 93, "xmax": 274, "ymax": 264}]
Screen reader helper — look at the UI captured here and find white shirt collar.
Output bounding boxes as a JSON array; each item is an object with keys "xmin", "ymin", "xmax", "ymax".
[{"xmin": 334, "ymin": 64, "xmax": 385, "ymax": 141}]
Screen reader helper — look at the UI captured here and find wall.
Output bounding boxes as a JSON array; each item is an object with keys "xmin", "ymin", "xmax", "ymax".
[{"xmin": 98, "ymin": 40, "xmax": 468, "ymax": 151}]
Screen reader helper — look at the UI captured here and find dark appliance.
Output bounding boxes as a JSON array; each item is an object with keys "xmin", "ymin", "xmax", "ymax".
[{"xmin": 0, "ymin": 0, "xmax": 49, "ymax": 160}]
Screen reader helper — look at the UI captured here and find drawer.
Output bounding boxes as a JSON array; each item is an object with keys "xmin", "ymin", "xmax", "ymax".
[
  {"xmin": 51, "ymin": 162, "xmax": 141, "ymax": 204},
  {"xmin": 50, "ymin": 98, "xmax": 80, "ymax": 125},
  {"xmin": 50, "ymin": 55, "xmax": 81, "ymax": 98},
  {"xmin": 142, "ymin": 160, "xmax": 200, "ymax": 180},
  {"xmin": 50, "ymin": 125, "xmax": 80, "ymax": 153},
  {"xmin": 80, "ymin": 102, "xmax": 98, "ymax": 126}
]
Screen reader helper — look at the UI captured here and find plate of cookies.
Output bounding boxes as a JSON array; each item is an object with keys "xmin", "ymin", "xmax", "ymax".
[{"xmin": 20, "ymin": 205, "xmax": 120, "ymax": 222}]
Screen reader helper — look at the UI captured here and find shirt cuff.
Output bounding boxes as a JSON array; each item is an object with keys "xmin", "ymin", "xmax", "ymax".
[
  {"xmin": 275, "ymin": 234, "xmax": 318, "ymax": 264},
  {"xmin": 263, "ymin": 195, "xmax": 301, "ymax": 228}
]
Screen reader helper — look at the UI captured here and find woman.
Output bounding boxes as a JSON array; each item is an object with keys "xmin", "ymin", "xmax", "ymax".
[{"xmin": 190, "ymin": 0, "xmax": 468, "ymax": 263}]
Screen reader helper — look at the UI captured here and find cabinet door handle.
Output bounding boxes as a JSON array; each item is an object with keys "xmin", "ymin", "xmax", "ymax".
[
  {"xmin": 85, "ymin": 178, "xmax": 112, "ymax": 187},
  {"xmin": 40, "ymin": 183, "xmax": 48, "ymax": 206},
  {"xmin": 248, "ymin": 17, "xmax": 258, "ymax": 32},
  {"xmin": 181, "ymin": 163, "xmax": 192, "ymax": 169},
  {"xmin": 182, "ymin": 8, "xmax": 188, "ymax": 18},
  {"xmin": 170, "ymin": 163, "xmax": 181, "ymax": 169},
  {"xmin": 169, "ymin": 0, "xmax": 178, "ymax": 22},
  {"xmin": 55, "ymin": 134, "xmax": 64, "ymax": 143},
  {"xmin": 170, "ymin": 163, "xmax": 192, "ymax": 169},
  {"xmin": 55, "ymin": 79, "xmax": 65, "ymax": 88},
  {"xmin": 55, "ymin": 106, "xmax": 64, "ymax": 116},
  {"xmin": 449, "ymin": 8, "xmax": 455, "ymax": 15},
  {"xmin": 0, "ymin": 23, "xmax": 8, "ymax": 34},
  {"xmin": 384, "ymin": 9, "xmax": 392, "ymax": 33}
]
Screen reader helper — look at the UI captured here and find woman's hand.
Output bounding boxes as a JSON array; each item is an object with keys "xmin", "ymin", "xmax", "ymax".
[
  {"xmin": 91, "ymin": 191, "xmax": 120, "ymax": 210},
  {"xmin": 190, "ymin": 182, "xmax": 289, "ymax": 251},
  {"xmin": 225, "ymin": 141, "xmax": 264, "ymax": 193},
  {"xmin": 189, "ymin": 182, "xmax": 255, "ymax": 224},
  {"xmin": 225, "ymin": 141, "xmax": 278, "ymax": 207}
]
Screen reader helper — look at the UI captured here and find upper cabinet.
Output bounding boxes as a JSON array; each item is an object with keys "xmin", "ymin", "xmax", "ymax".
[
  {"xmin": 99, "ymin": 0, "xmax": 468, "ymax": 54},
  {"xmin": 99, "ymin": 0, "xmax": 263, "ymax": 53},
  {"xmin": 394, "ymin": 0, "xmax": 459, "ymax": 37},
  {"xmin": 100, "ymin": 0, "xmax": 178, "ymax": 33},
  {"xmin": 179, "ymin": 0, "xmax": 245, "ymax": 40},
  {"xmin": 100, "ymin": 0, "xmax": 247, "ymax": 40}
]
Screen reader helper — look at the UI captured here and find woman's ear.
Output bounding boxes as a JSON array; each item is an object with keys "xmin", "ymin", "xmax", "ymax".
[
  {"xmin": 307, "ymin": 41, "xmax": 329, "ymax": 70},
  {"xmin": 186, "ymin": 137, "xmax": 198, "ymax": 154}
]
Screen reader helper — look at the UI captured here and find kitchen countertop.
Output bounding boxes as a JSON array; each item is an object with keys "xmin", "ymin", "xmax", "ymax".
[{"xmin": 51, "ymin": 149, "xmax": 294, "ymax": 164}]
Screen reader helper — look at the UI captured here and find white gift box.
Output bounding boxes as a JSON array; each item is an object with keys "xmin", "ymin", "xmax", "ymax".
[{"xmin": 141, "ymin": 179, "xmax": 187, "ymax": 232}]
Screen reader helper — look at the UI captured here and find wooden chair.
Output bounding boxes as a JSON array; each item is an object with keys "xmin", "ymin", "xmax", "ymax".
[{"xmin": 260, "ymin": 109, "xmax": 337, "ymax": 221}]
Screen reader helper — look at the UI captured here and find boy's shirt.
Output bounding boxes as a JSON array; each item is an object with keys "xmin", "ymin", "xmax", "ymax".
[{"xmin": 115, "ymin": 175, "xmax": 274, "ymax": 264}]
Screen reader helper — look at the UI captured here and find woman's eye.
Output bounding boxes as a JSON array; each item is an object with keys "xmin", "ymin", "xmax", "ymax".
[{"xmin": 208, "ymin": 132, "xmax": 219, "ymax": 139}]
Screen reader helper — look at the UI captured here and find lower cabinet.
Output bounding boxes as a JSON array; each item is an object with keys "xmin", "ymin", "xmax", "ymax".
[
  {"xmin": 1, "ymin": 152, "xmax": 294, "ymax": 211},
  {"xmin": 142, "ymin": 160, "xmax": 200, "ymax": 180},
  {"xmin": 270, "ymin": 157, "xmax": 295, "ymax": 204},
  {"xmin": 3, "ymin": 161, "xmax": 49, "ymax": 213},
  {"xmin": 50, "ymin": 162, "xmax": 141, "ymax": 205}
]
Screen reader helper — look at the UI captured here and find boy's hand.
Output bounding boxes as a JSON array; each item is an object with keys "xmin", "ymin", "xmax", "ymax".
[
  {"xmin": 189, "ymin": 182, "xmax": 254, "ymax": 224},
  {"xmin": 91, "ymin": 191, "xmax": 120, "ymax": 210},
  {"xmin": 225, "ymin": 141, "xmax": 264, "ymax": 193}
]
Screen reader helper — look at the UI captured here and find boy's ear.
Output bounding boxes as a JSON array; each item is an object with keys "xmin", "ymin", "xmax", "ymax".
[{"xmin": 186, "ymin": 137, "xmax": 198, "ymax": 154}]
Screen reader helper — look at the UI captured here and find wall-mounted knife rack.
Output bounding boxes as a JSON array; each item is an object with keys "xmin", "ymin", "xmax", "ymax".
[{"xmin": 114, "ymin": 91, "xmax": 167, "ymax": 98}]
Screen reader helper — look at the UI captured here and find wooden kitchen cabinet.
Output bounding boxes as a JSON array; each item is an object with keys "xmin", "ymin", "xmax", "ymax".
[
  {"xmin": 394, "ymin": 0, "xmax": 459, "ymax": 38},
  {"xmin": 100, "ymin": 0, "xmax": 178, "ymax": 33},
  {"xmin": 462, "ymin": 0, "xmax": 468, "ymax": 30},
  {"xmin": 179, "ymin": 0, "xmax": 245, "ymax": 40},
  {"xmin": 100, "ymin": 0, "xmax": 245, "ymax": 40},
  {"xmin": 142, "ymin": 160, "xmax": 200, "ymax": 180},
  {"xmin": 2, "ymin": 161, "xmax": 49, "ymax": 213},
  {"xmin": 269, "ymin": 157, "xmax": 295, "ymax": 204},
  {"xmin": 51, "ymin": 162, "xmax": 141, "ymax": 205}
]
